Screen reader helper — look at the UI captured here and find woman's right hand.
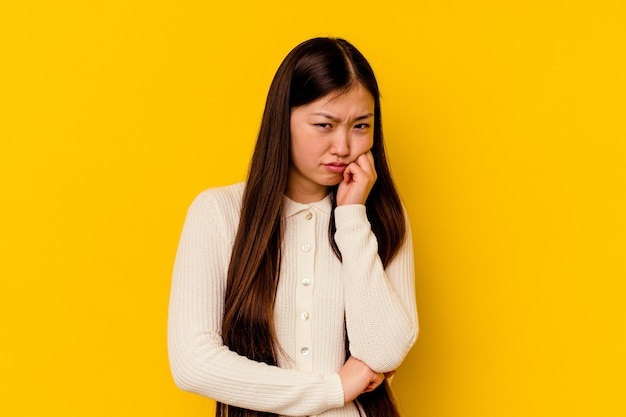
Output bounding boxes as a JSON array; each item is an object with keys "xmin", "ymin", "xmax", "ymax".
[{"xmin": 338, "ymin": 356, "xmax": 395, "ymax": 403}]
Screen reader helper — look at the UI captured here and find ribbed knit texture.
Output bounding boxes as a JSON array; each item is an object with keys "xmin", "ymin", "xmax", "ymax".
[{"xmin": 168, "ymin": 183, "xmax": 418, "ymax": 416}]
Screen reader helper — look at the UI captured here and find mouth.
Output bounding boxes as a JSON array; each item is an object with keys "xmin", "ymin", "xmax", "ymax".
[{"xmin": 323, "ymin": 162, "xmax": 347, "ymax": 173}]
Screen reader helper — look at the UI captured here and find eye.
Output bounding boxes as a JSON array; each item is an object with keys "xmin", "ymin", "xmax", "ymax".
[
  {"xmin": 315, "ymin": 123, "xmax": 332, "ymax": 129},
  {"xmin": 354, "ymin": 123, "xmax": 370, "ymax": 130}
]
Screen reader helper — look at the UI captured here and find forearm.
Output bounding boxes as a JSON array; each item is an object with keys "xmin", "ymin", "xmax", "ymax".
[
  {"xmin": 334, "ymin": 204, "xmax": 419, "ymax": 372},
  {"xmin": 168, "ymin": 317, "xmax": 344, "ymax": 415}
]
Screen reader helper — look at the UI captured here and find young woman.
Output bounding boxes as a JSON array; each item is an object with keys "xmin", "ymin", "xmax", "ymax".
[{"xmin": 168, "ymin": 37, "xmax": 418, "ymax": 417}]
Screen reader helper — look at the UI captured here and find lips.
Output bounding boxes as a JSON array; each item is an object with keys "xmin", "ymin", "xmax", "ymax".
[{"xmin": 324, "ymin": 162, "xmax": 347, "ymax": 173}]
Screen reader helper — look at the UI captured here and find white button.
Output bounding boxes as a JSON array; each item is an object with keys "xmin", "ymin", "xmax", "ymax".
[
  {"xmin": 305, "ymin": 212, "xmax": 313, "ymax": 220},
  {"xmin": 300, "ymin": 347, "xmax": 310, "ymax": 356},
  {"xmin": 302, "ymin": 244, "xmax": 311, "ymax": 252},
  {"xmin": 302, "ymin": 278, "xmax": 311, "ymax": 286},
  {"xmin": 301, "ymin": 311, "xmax": 310, "ymax": 320}
]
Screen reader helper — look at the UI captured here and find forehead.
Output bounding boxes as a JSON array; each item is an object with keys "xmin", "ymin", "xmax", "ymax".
[{"xmin": 299, "ymin": 84, "xmax": 375, "ymax": 114}]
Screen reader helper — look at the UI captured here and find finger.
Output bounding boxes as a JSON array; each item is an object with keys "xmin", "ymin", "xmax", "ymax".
[
  {"xmin": 361, "ymin": 150, "xmax": 375, "ymax": 165},
  {"xmin": 363, "ymin": 373, "xmax": 385, "ymax": 392},
  {"xmin": 363, "ymin": 151, "xmax": 376, "ymax": 178},
  {"xmin": 364, "ymin": 150, "xmax": 375, "ymax": 168},
  {"xmin": 346, "ymin": 160, "xmax": 365, "ymax": 179},
  {"xmin": 353, "ymin": 151, "xmax": 375, "ymax": 177},
  {"xmin": 342, "ymin": 163, "xmax": 354, "ymax": 184},
  {"xmin": 352, "ymin": 152, "xmax": 369, "ymax": 170},
  {"xmin": 349, "ymin": 160, "xmax": 375, "ymax": 187}
]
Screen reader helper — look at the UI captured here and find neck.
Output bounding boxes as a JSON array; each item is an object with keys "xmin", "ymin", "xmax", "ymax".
[{"xmin": 285, "ymin": 183, "xmax": 328, "ymax": 204}]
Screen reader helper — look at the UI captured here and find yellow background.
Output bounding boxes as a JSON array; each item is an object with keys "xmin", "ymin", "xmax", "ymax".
[{"xmin": 1, "ymin": 1, "xmax": 624, "ymax": 416}]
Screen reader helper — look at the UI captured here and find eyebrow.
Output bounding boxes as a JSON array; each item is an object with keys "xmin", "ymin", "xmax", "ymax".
[{"xmin": 311, "ymin": 112, "xmax": 374, "ymax": 123}]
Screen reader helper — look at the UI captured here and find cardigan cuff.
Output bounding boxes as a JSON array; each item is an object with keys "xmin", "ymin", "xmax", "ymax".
[
  {"xmin": 334, "ymin": 204, "xmax": 368, "ymax": 229},
  {"xmin": 325, "ymin": 373, "xmax": 346, "ymax": 408}
]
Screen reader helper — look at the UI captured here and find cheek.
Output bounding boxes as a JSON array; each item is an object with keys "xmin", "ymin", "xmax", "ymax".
[
  {"xmin": 290, "ymin": 138, "xmax": 320, "ymax": 167},
  {"xmin": 293, "ymin": 135, "xmax": 328, "ymax": 157},
  {"xmin": 353, "ymin": 135, "xmax": 374, "ymax": 154}
]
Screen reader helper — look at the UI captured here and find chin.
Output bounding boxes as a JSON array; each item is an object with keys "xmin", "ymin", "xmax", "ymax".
[{"xmin": 320, "ymin": 177, "xmax": 342, "ymax": 187}]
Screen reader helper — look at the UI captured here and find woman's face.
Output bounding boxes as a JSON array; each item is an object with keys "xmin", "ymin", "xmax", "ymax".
[{"xmin": 287, "ymin": 83, "xmax": 375, "ymax": 203}]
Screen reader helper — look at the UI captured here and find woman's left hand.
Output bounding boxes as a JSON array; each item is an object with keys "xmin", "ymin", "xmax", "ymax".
[{"xmin": 336, "ymin": 151, "xmax": 377, "ymax": 206}]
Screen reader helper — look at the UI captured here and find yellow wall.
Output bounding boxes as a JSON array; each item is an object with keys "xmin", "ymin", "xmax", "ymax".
[{"xmin": 1, "ymin": 1, "xmax": 624, "ymax": 416}]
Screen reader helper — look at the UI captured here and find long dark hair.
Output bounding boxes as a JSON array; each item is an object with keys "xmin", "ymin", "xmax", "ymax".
[{"xmin": 219, "ymin": 38, "xmax": 405, "ymax": 417}]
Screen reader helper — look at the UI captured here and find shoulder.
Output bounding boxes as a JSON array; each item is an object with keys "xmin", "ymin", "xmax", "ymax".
[
  {"xmin": 192, "ymin": 182, "xmax": 245, "ymax": 211},
  {"xmin": 185, "ymin": 183, "xmax": 245, "ymax": 236}
]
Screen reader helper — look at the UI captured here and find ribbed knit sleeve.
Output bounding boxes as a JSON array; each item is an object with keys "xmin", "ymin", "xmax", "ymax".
[
  {"xmin": 334, "ymin": 204, "xmax": 418, "ymax": 373},
  {"xmin": 168, "ymin": 186, "xmax": 345, "ymax": 416}
]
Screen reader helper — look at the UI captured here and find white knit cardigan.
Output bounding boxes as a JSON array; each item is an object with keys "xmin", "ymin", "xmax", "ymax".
[{"xmin": 168, "ymin": 182, "xmax": 418, "ymax": 416}]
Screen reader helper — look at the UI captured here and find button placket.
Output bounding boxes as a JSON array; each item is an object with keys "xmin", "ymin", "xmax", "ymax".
[{"xmin": 295, "ymin": 208, "xmax": 315, "ymax": 371}]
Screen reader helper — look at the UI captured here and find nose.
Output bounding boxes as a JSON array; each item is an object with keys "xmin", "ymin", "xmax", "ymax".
[{"xmin": 330, "ymin": 128, "xmax": 350, "ymax": 157}]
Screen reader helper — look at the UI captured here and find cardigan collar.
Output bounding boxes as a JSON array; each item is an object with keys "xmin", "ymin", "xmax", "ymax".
[{"xmin": 282, "ymin": 193, "xmax": 332, "ymax": 218}]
